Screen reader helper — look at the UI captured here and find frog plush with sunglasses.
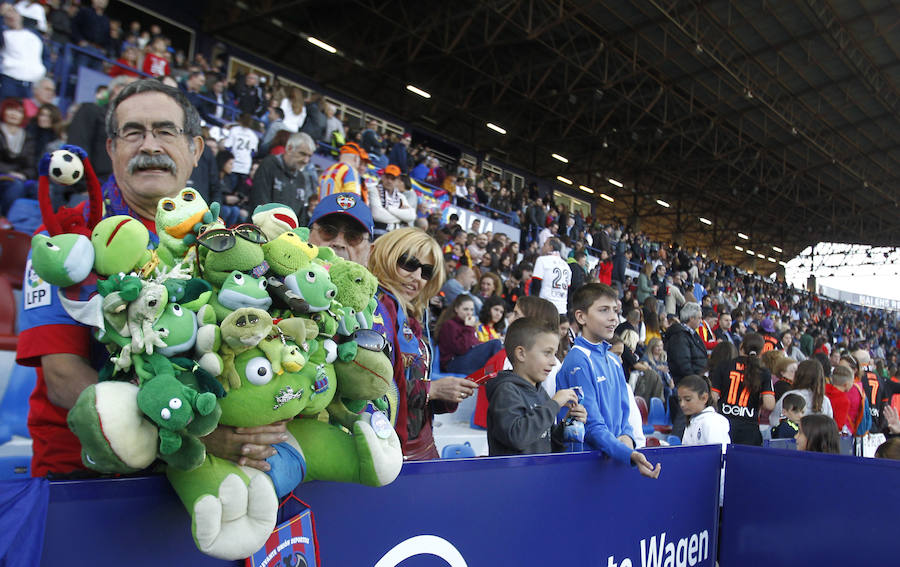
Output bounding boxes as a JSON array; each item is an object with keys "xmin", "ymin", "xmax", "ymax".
[{"xmin": 197, "ymin": 222, "xmax": 269, "ymax": 288}]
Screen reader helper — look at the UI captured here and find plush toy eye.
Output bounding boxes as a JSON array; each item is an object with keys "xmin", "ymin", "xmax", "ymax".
[
  {"xmin": 169, "ymin": 398, "xmax": 182, "ymax": 410},
  {"xmin": 233, "ymin": 273, "xmax": 244, "ymax": 284},
  {"xmin": 171, "ymin": 304, "xmax": 184, "ymax": 317},
  {"xmin": 182, "ymin": 190, "xmax": 196, "ymax": 201},
  {"xmin": 45, "ymin": 241, "xmax": 60, "ymax": 251},
  {"xmin": 305, "ymin": 271, "xmax": 316, "ymax": 283},
  {"xmin": 160, "ymin": 408, "xmax": 171, "ymax": 420},
  {"xmin": 148, "ymin": 299, "xmax": 157, "ymax": 307},
  {"xmin": 326, "ymin": 289, "xmax": 336, "ymax": 299},
  {"xmin": 161, "ymin": 200, "xmax": 175, "ymax": 211},
  {"xmin": 258, "ymin": 279, "xmax": 267, "ymax": 290},
  {"xmin": 245, "ymin": 357, "xmax": 273, "ymax": 385}
]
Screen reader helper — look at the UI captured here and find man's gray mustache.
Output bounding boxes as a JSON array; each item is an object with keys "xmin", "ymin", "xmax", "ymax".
[{"xmin": 127, "ymin": 153, "xmax": 177, "ymax": 175}]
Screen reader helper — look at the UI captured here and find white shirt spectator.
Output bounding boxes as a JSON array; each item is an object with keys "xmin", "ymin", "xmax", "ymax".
[
  {"xmin": 223, "ymin": 126, "xmax": 259, "ymax": 175},
  {"xmin": 370, "ymin": 184, "xmax": 415, "ymax": 233},
  {"xmin": 538, "ymin": 226, "xmax": 554, "ymax": 248},
  {"xmin": 15, "ymin": 1, "xmax": 46, "ymax": 32},
  {"xmin": 279, "ymin": 98, "xmax": 306, "ymax": 132},
  {"xmin": 533, "ymin": 252, "xmax": 571, "ymax": 314},
  {"xmin": 1, "ymin": 27, "xmax": 45, "ymax": 82}
]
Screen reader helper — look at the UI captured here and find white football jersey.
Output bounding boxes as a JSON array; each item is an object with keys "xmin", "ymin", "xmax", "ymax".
[{"xmin": 533, "ymin": 253, "xmax": 571, "ymax": 314}]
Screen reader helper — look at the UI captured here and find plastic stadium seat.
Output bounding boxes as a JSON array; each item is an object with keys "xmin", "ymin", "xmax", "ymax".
[
  {"xmin": 0, "ymin": 454, "xmax": 30, "ymax": 480},
  {"xmin": 441, "ymin": 441, "xmax": 476, "ymax": 459},
  {"xmin": 667, "ymin": 435, "xmax": 681, "ymax": 446},
  {"xmin": 0, "ymin": 364, "xmax": 36, "ymax": 443},
  {"xmin": 430, "ymin": 344, "xmax": 469, "ymax": 381},
  {"xmin": 0, "ymin": 229, "xmax": 31, "ymax": 290},
  {"xmin": 635, "ymin": 396, "xmax": 649, "ymax": 424},
  {"xmin": 0, "ymin": 277, "xmax": 17, "ymax": 351},
  {"xmin": 648, "ymin": 397, "xmax": 671, "ymax": 433},
  {"xmin": 645, "ymin": 437, "xmax": 661, "ymax": 447}
]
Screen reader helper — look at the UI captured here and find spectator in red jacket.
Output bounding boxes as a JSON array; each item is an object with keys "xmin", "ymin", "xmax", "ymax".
[
  {"xmin": 142, "ymin": 35, "xmax": 171, "ymax": 77},
  {"xmin": 596, "ymin": 248, "xmax": 613, "ymax": 286},
  {"xmin": 435, "ymin": 294, "xmax": 503, "ymax": 375}
]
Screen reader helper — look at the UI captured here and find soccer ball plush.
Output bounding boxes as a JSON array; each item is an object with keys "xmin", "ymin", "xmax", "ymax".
[{"xmin": 48, "ymin": 150, "xmax": 84, "ymax": 186}]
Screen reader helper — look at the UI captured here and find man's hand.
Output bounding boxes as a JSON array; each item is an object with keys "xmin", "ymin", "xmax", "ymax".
[
  {"xmin": 617, "ymin": 434, "xmax": 635, "ymax": 449},
  {"xmin": 201, "ymin": 421, "xmax": 289, "ymax": 472},
  {"xmin": 429, "ymin": 377, "xmax": 477, "ymax": 403},
  {"xmin": 631, "ymin": 451, "xmax": 661, "ymax": 479}
]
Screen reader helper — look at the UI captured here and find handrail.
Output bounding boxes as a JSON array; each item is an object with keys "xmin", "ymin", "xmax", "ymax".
[
  {"xmin": 51, "ymin": 41, "xmax": 242, "ymax": 123},
  {"xmin": 412, "ymin": 178, "xmax": 519, "ymax": 227}
]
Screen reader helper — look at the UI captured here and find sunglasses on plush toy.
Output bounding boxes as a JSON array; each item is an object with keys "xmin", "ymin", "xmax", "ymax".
[
  {"xmin": 197, "ymin": 223, "xmax": 268, "ymax": 252},
  {"xmin": 349, "ymin": 328, "xmax": 392, "ymax": 359}
]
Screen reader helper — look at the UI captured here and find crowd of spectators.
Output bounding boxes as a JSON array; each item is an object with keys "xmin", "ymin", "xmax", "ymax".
[{"xmin": 3, "ymin": 1, "xmax": 900, "ymax": 478}]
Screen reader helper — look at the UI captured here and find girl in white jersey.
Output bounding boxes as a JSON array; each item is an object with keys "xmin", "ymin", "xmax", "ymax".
[{"xmin": 679, "ymin": 374, "xmax": 730, "ymax": 449}]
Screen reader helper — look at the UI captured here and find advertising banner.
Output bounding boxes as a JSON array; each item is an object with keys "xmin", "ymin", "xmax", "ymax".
[
  {"xmin": 38, "ymin": 447, "xmax": 721, "ymax": 566},
  {"xmin": 720, "ymin": 445, "xmax": 900, "ymax": 566}
]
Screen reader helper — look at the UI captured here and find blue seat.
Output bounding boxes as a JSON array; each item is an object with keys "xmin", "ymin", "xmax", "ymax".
[
  {"xmin": 0, "ymin": 364, "xmax": 36, "ymax": 443},
  {"xmin": 667, "ymin": 435, "xmax": 681, "ymax": 446},
  {"xmin": 0, "ymin": 454, "xmax": 30, "ymax": 480},
  {"xmin": 430, "ymin": 344, "xmax": 468, "ymax": 381},
  {"xmin": 441, "ymin": 441, "xmax": 475, "ymax": 459},
  {"xmin": 648, "ymin": 397, "xmax": 670, "ymax": 427}
]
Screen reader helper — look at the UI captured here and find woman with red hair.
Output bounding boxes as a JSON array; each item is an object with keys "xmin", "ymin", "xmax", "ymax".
[{"xmin": 0, "ymin": 98, "xmax": 36, "ymax": 216}]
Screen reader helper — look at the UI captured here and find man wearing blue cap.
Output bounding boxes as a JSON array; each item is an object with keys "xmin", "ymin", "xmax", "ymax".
[{"xmin": 308, "ymin": 191, "xmax": 374, "ymax": 266}]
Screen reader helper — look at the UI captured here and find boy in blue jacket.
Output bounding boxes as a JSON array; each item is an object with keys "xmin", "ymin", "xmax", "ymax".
[{"xmin": 557, "ymin": 283, "xmax": 661, "ymax": 478}]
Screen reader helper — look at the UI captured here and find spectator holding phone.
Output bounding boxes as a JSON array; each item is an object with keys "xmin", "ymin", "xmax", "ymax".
[
  {"xmin": 434, "ymin": 294, "xmax": 503, "ymax": 375},
  {"xmin": 486, "ymin": 317, "xmax": 586, "ymax": 456}
]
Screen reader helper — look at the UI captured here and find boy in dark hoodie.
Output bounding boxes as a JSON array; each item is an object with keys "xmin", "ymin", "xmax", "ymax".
[{"xmin": 486, "ymin": 317, "xmax": 586, "ymax": 456}]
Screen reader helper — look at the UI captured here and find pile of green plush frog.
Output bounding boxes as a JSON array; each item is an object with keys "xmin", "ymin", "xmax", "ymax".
[{"xmin": 30, "ymin": 146, "xmax": 401, "ymax": 560}]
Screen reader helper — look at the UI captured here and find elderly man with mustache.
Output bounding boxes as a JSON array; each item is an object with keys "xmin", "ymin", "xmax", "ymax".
[{"xmin": 17, "ymin": 79, "xmax": 286, "ymax": 477}]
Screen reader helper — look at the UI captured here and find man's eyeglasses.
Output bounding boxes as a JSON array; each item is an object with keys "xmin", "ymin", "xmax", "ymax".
[
  {"xmin": 115, "ymin": 124, "xmax": 186, "ymax": 144},
  {"xmin": 314, "ymin": 220, "xmax": 367, "ymax": 247},
  {"xmin": 197, "ymin": 223, "xmax": 268, "ymax": 252},
  {"xmin": 397, "ymin": 253, "xmax": 434, "ymax": 280}
]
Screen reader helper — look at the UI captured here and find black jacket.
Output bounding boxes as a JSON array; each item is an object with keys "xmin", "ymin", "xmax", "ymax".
[
  {"xmin": 187, "ymin": 146, "xmax": 221, "ymax": 204},
  {"xmin": 67, "ymin": 103, "xmax": 111, "ymax": 180},
  {"xmin": 485, "ymin": 370, "xmax": 563, "ymax": 456},
  {"xmin": 664, "ymin": 323, "xmax": 708, "ymax": 384},
  {"xmin": 249, "ymin": 154, "xmax": 316, "ymax": 216}
]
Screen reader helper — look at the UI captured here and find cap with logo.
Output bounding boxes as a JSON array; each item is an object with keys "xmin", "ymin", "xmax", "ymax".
[
  {"xmin": 382, "ymin": 164, "xmax": 401, "ymax": 177},
  {"xmin": 309, "ymin": 192, "xmax": 374, "ymax": 236}
]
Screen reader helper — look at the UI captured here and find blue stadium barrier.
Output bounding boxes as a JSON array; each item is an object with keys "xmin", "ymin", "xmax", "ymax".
[
  {"xmin": 720, "ymin": 445, "xmax": 900, "ymax": 566},
  {"xmin": 26, "ymin": 445, "xmax": 720, "ymax": 566},
  {"xmin": 764, "ymin": 435, "xmax": 855, "ymax": 455}
]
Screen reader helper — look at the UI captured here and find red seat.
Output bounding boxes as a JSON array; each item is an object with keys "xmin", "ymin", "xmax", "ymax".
[
  {"xmin": 635, "ymin": 395, "xmax": 649, "ymax": 425},
  {"xmin": 0, "ymin": 276, "xmax": 17, "ymax": 350},
  {"xmin": 0, "ymin": 229, "xmax": 32, "ymax": 290},
  {"xmin": 645, "ymin": 437, "xmax": 661, "ymax": 447}
]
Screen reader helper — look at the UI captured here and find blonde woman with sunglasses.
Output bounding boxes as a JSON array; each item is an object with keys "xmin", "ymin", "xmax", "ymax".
[{"xmin": 369, "ymin": 228, "xmax": 478, "ymax": 460}]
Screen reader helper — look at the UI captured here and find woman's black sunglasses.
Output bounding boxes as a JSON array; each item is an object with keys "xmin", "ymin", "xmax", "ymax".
[
  {"xmin": 397, "ymin": 253, "xmax": 434, "ymax": 280},
  {"xmin": 197, "ymin": 223, "xmax": 268, "ymax": 252}
]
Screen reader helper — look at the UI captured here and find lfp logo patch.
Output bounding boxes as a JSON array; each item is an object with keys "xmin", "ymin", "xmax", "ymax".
[
  {"xmin": 23, "ymin": 259, "xmax": 51, "ymax": 310},
  {"xmin": 336, "ymin": 194, "xmax": 357, "ymax": 210}
]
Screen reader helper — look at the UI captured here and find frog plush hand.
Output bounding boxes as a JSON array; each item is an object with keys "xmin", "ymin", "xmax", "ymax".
[
  {"xmin": 251, "ymin": 203, "xmax": 298, "ymax": 241},
  {"xmin": 67, "ymin": 380, "xmax": 159, "ymax": 473},
  {"xmin": 30, "ymin": 233, "xmax": 95, "ymax": 287}
]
